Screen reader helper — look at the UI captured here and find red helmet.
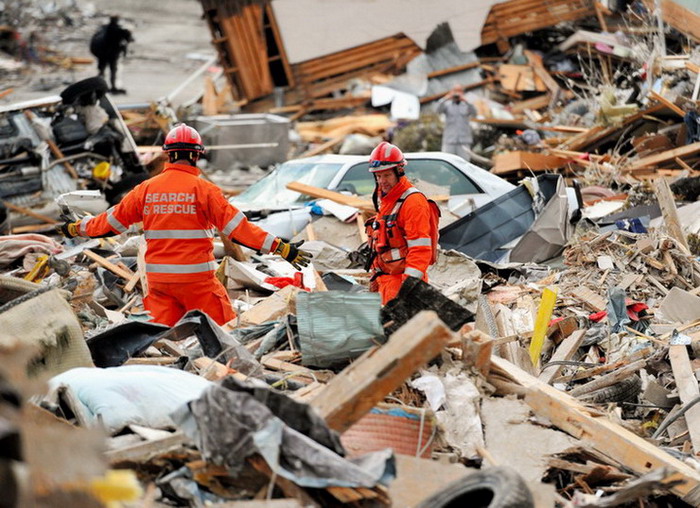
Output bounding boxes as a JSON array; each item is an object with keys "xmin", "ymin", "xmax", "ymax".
[
  {"xmin": 162, "ymin": 124, "xmax": 204, "ymax": 153},
  {"xmin": 368, "ymin": 142, "xmax": 405, "ymax": 173}
]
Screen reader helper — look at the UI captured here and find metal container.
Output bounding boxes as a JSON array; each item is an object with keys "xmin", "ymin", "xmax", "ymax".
[{"xmin": 194, "ymin": 113, "xmax": 290, "ymax": 169}]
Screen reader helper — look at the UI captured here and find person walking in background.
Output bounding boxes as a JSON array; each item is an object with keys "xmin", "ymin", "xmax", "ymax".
[
  {"xmin": 437, "ymin": 84, "xmax": 477, "ymax": 161},
  {"xmin": 90, "ymin": 16, "xmax": 133, "ymax": 94}
]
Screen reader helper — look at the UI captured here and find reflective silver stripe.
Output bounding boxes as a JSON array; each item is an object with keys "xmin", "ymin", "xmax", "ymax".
[
  {"xmin": 383, "ymin": 144, "xmax": 393, "ymax": 158},
  {"xmin": 389, "ymin": 248, "xmax": 402, "ymax": 260},
  {"xmin": 107, "ymin": 207, "xmax": 127, "ymax": 233},
  {"xmin": 262, "ymin": 234, "xmax": 276, "ymax": 253},
  {"xmin": 79, "ymin": 217, "xmax": 91, "ymax": 236},
  {"xmin": 400, "ymin": 188, "xmax": 421, "ymax": 200},
  {"xmin": 404, "ymin": 267, "xmax": 424, "ymax": 278},
  {"xmin": 390, "ymin": 187, "xmax": 422, "ymax": 214},
  {"xmin": 222, "ymin": 211, "xmax": 245, "ymax": 236},
  {"xmin": 145, "ymin": 261, "xmax": 218, "ymax": 274},
  {"xmin": 144, "ymin": 229, "xmax": 214, "ymax": 240},
  {"xmin": 407, "ymin": 237, "xmax": 432, "ymax": 248}
]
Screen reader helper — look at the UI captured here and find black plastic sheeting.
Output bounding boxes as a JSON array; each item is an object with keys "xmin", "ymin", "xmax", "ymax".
[
  {"xmin": 87, "ymin": 321, "xmax": 169, "ymax": 368},
  {"xmin": 439, "ymin": 173, "xmax": 560, "ymax": 262},
  {"xmin": 87, "ymin": 310, "xmax": 263, "ymax": 377},
  {"xmin": 381, "ymin": 277, "xmax": 474, "ymax": 336}
]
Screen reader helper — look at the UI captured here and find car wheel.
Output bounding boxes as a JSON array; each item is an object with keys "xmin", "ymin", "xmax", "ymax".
[
  {"xmin": 60, "ymin": 77, "xmax": 109, "ymax": 105},
  {"xmin": 416, "ymin": 467, "xmax": 534, "ymax": 508}
]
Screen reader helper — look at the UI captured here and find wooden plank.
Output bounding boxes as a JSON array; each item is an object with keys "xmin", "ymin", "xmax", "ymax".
[
  {"xmin": 286, "ymin": 181, "xmax": 374, "ymax": 212},
  {"xmin": 489, "ymin": 356, "xmax": 700, "ymax": 503},
  {"xmin": 462, "ymin": 330, "xmax": 494, "ymax": 377},
  {"xmin": 538, "ymin": 330, "xmax": 585, "ymax": 384},
  {"xmin": 123, "ymin": 270, "xmax": 141, "ymax": 293},
  {"xmin": 311, "ymin": 311, "xmax": 453, "ymax": 433},
  {"xmin": 594, "ymin": 1, "xmax": 609, "ymax": 31},
  {"xmin": 524, "ymin": 50, "xmax": 560, "ymax": 94},
  {"xmin": 630, "ymin": 142, "xmax": 700, "ymax": 171},
  {"xmin": 83, "ymin": 250, "xmax": 134, "ymax": 281},
  {"xmin": 552, "ymin": 347, "xmax": 655, "ymax": 384},
  {"xmin": 570, "ymin": 286, "xmax": 607, "ymax": 312},
  {"xmin": 649, "ymin": 90, "xmax": 685, "ymax": 117},
  {"xmin": 669, "ymin": 345, "xmax": 700, "ymax": 456},
  {"xmin": 2, "ymin": 200, "xmax": 59, "ymax": 224},
  {"xmin": 299, "ymin": 133, "xmax": 346, "ymax": 158},
  {"xmin": 248, "ymin": 456, "xmax": 320, "ymax": 507},
  {"xmin": 568, "ymin": 358, "xmax": 647, "ymax": 397},
  {"xmin": 106, "ymin": 431, "xmax": 187, "ymax": 464},
  {"xmin": 427, "ymin": 61, "xmax": 481, "ymax": 79},
  {"xmin": 654, "ymin": 178, "xmax": 691, "ymax": 253}
]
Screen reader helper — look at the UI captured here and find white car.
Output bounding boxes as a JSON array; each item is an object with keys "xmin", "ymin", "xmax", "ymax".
[{"xmin": 231, "ymin": 152, "xmax": 514, "ymax": 216}]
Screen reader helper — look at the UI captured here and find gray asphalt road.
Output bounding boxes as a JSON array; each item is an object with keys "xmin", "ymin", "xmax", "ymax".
[{"xmin": 2, "ymin": 0, "xmax": 215, "ymax": 106}]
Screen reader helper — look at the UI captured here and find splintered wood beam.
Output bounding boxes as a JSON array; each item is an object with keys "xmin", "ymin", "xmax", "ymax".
[
  {"xmin": 630, "ymin": 142, "xmax": 700, "ymax": 171},
  {"xmin": 654, "ymin": 177, "xmax": 691, "ymax": 253},
  {"xmin": 83, "ymin": 250, "xmax": 134, "ymax": 281},
  {"xmin": 2, "ymin": 200, "xmax": 59, "ymax": 224},
  {"xmin": 538, "ymin": 330, "xmax": 585, "ymax": 384},
  {"xmin": 311, "ymin": 311, "xmax": 454, "ymax": 433},
  {"xmin": 489, "ymin": 356, "xmax": 700, "ymax": 504},
  {"xmin": 649, "ymin": 90, "xmax": 685, "ymax": 117},
  {"xmin": 669, "ymin": 345, "xmax": 700, "ymax": 456},
  {"xmin": 286, "ymin": 181, "xmax": 374, "ymax": 212}
]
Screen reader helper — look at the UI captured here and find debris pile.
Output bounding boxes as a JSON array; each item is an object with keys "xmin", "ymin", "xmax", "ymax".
[{"xmin": 3, "ymin": 0, "xmax": 700, "ymax": 507}]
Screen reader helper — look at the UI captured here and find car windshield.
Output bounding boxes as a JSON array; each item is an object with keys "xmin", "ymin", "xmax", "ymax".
[{"xmin": 233, "ymin": 160, "xmax": 343, "ymax": 206}]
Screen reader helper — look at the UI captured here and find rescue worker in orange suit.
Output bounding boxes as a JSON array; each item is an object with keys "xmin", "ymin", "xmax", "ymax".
[
  {"xmin": 365, "ymin": 142, "xmax": 439, "ymax": 304},
  {"xmin": 57, "ymin": 124, "xmax": 312, "ymax": 326}
]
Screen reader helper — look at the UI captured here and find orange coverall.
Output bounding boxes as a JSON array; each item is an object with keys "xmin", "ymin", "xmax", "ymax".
[
  {"xmin": 77, "ymin": 162, "xmax": 279, "ymax": 326},
  {"xmin": 367, "ymin": 176, "xmax": 434, "ymax": 304}
]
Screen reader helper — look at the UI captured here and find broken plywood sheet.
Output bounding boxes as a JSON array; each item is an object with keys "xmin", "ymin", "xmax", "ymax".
[
  {"xmin": 658, "ymin": 287, "xmax": 700, "ymax": 323},
  {"xmin": 492, "ymin": 151, "xmax": 568, "ymax": 175},
  {"xmin": 294, "ymin": 215, "xmax": 362, "ymax": 251},
  {"xmin": 481, "ymin": 397, "xmax": 580, "ymax": 483},
  {"xmin": 498, "ymin": 64, "xmax": 547, "ymax": 92},
  {"xmin": 238, "ymin": 285, "xmax": 300, "ymax": 326}
]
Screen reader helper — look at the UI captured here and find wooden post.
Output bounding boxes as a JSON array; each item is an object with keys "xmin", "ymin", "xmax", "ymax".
[
  {"xmin": 311, "ymin": 311, "xmax": 453, "ymax": 433},
  {"xmin": 538, "ymin": 330, "xmax": 585, "ymax": 385},
  {"xmin": 654, "ymin": 177, "xmax": 690, "ymax": 253},
  {"xmin": 2, "ymin": 200, "xmax": 59, "ymax": 224},
  {"xmin": 489, "ymin": 356, "xmax": 700, "ymax": 504},
  {"xmin": 669, "ymin": 345, "xmax": 700, "ymax": 456},
  {"xmin": 462, "ymin": 330, "xmax": 494, "ymax": 377}
]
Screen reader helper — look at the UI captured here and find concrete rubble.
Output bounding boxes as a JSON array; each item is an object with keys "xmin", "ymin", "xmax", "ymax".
[{"xmin": 3, "ymin": 1, "xmax": 700, "ymax": 507}]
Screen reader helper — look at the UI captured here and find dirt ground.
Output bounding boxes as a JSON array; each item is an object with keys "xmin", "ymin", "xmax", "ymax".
[{"xmin": 2, "ymin": 0, "xmax": 215, "ymax": 106}]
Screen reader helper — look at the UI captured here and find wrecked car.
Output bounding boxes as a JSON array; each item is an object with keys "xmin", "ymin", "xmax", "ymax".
[
  {"xmin": 0, "ymin": 76, "xmax": 149, "ymax": 226},
  {"xmin": 230, "ymin": 152, "xmax": 515, "ymax": 238}
]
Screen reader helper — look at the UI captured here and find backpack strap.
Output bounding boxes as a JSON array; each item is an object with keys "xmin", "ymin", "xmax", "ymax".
[{"xmin": 383, "ymin": 187, "xmax": 424, "ymax": 222}]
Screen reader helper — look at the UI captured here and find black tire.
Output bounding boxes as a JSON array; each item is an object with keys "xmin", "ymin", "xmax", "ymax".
[
  {"xmin": 60, "ymin": 76, "xmax": 109, "ymax": 105},
  {"xmin": 416, "ymin": 467, "xmax": 534, "ymax": 508},
  {"xmin": 580, "ymin": 375, "xmax": 642, "ymax": 404}
]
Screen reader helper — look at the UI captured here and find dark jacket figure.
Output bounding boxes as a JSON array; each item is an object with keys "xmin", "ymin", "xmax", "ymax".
[{"xmin": 90, "ymin": 16, "xmax": 133, "ymax": 93}]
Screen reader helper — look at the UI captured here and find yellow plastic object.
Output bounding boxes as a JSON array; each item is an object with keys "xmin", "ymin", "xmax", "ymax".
[
  {"xmin": 90, "ymin": 469, "xmax": 142, "ymax": 507},
  {"xmin": 93, "ymin": 161, "xmax": 111, "ymax": 180},
  {"xmin": 529, "ymin": 287, "xmax": 558, "ymax": 367},
  {"xmin": 24, "ymin": 254, "xmax": 49, "ymax": 282}
]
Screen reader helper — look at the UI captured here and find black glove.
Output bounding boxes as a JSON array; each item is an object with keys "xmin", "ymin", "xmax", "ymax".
[
  {"xmin": 274, "ymin": 239, "xmax": 312, "ymax": 270},
  {"xmin": 56, "ymin": 220, "xmax": 80, "ymax": 238}
]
